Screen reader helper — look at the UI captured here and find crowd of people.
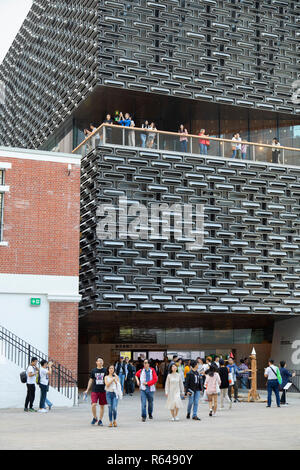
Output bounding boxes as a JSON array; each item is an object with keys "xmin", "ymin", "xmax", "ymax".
[
  {"xmin": 22, "ymin": 354, "xmax": 295, "ymax": 426},
  {"xmin": 82, "ymin": 111, "xmax": 282, "ymax": 162}
]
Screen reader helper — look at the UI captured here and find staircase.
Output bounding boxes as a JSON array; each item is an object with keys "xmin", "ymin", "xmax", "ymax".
[{"xmin": 0, "ymin": 325, "xmax": 78, "ymax": 407}]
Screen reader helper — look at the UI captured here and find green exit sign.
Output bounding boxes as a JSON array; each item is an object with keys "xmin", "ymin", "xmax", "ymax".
[{"xmin": 30, "ymin": 298, "xmax": 41, "ymax": 306}]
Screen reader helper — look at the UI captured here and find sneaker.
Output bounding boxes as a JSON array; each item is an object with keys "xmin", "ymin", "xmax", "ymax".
[
  {"xmin": 142, "ymin": 417, "xmax": 146, "ymax": 422},
  {"xmin": 91, "ymin": 418, "xmax": 98, "ymax": 425},
  {"xmin": 97, "ymin": 420, "xmax": 103, "ymax": 426},
  {"xmin": 38, "ymin": 409, "xmax": 48, "ymax": 413},
  {"xmin": 186, "ymin": 413, "xmax": 190, "ymax": 419},
  {"xmin": 48, "ymin": 405, "xmax": 52, "ymax": 411},
  {"xmin": 149, "ymin": 415, "xmax": 153, "ymax": 420},
  {"xmin": 171, "ymin": 417, "xmax": 175, "ymax": 421},
  {"xmin": 175, "ymin": 417, "xmax": 179, "ymax": 421},
  {"xmin": 209, "ymin": 410, "xmax": 213, "ymax": 417},
  {"xmin": 28, "ymin": 408, "xmax": 37, "ymax": 412},
  {"xmin": 24, "ymin": 408, "xmax": 28, "ymax": 412},
  {"xmin": 192, "ymin": 416, "xmax": 201, "ymax": 421}
]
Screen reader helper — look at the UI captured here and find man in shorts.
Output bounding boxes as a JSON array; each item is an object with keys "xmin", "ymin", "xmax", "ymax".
[{"xmin": 84, "ymin": 357, "xmax": 107, "ymax": 426}]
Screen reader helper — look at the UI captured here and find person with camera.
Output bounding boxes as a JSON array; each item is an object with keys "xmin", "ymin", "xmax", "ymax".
[
  {"xmin": 38, "ymin": 360, "xmax": 53, "ymax": 413},
  {"xmin": 184, "ymin": 360, "xmax": 202, "ymax": 421},
  {"xmin": 104, "ymin": 365, "xmax": 121, "ymax": 428}
]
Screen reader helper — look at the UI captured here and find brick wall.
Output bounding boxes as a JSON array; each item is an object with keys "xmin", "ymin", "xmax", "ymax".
[
  {"xmin": 0, "ymin": 156, "xmax": 80, "ymax": 276},
  {"xmin": 49, "ymin": 302, "xmax": 79, "ymax": 379}
]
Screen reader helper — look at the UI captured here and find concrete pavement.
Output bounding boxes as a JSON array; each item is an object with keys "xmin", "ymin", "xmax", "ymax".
[{"xmin": 0, "ymin": 390, "xmax": 299, "ymax": 450}]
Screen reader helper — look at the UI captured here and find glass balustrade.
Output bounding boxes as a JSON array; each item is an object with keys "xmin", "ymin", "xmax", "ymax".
[{"xmin": 73, "ymin": 124, "xmax": 300, "ymax": 167}]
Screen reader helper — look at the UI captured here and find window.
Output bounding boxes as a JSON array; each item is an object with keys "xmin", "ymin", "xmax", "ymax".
[
  {"xmin": 0, "ymin": 165, "xmax": 11, "ymax": 245},
  {"xmin": 0, "ymin": 192, "xmax": 3, "ymax": 241}
]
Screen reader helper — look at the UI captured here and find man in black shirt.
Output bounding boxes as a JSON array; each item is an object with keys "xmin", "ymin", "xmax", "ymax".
[{"xmin": 84, "ymin": 357, "xmax": 107, "ymax": 426}]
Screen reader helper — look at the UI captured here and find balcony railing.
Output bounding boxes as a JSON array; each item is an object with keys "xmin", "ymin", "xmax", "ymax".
[{"xmin": 73, "ymin": 123, "xmax": 300, "ymax": 167}]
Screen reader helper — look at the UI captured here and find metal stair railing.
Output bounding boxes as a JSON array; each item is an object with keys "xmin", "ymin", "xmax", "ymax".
[{"xmin": 0, "ymin": 325, "xmax": 77, "ymax": 405}]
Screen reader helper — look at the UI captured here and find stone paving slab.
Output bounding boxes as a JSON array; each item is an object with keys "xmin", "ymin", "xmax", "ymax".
[{"xmin": 0, "ymin": 391, "xmax": 299, "ymax": 450}]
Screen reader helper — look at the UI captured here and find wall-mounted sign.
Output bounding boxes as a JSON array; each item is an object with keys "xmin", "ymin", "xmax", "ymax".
[{"xmin": 30, "ymin": 298, "xmax": 41, "ymax": 306}]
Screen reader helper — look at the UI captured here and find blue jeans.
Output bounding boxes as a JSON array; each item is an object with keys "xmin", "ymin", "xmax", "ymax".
[
  {"xmin": 45, "ymin": 397, "xmax": 53, "ymax": 408},
  {"xmin": 118, "ymin": 373, "xmax": 125, "ymax": 393},
  {"xmin": 187, "ymin": 390, "xmax": 200, "ymax": 418},
  {"xmin": 141, "ymin": 134, "xmax": 147, "ymax": 148},
  {"xmin": 267, "ymin": 380, "xmax": 280, "ymax": 407},
  {"xmin": 39, "ymin": 384, "xmax": 48, "ymax": 409},
  {"xmin": 240, "ymin": 377, "xmax": 248, "ymax": 389},
  {"xmin": 106, "ymin": 392, "xmax": 118, "ymax": 422},
  {"xmin": 141, "ymin": 389, "xmax": 154, "ymax": 418},
  {"xmin": 199, "ymin": 143, "xmax": 207, "ymax": 155},
  {"xmin": 180, "ymin": 140, "xmax": 188, "ymax": 152}
]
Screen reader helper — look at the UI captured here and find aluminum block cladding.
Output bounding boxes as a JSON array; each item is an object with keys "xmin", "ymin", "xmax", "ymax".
[{"xmin": 80, "ymin": 146, "xmax": 300, "ymax": 314}]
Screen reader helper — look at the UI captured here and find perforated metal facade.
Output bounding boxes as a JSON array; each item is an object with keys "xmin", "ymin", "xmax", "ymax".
[
  {"xmin": 80, "ymin": 146, "xmax": 300, "ymax": 315},
  {"xmin": 0, "ymin": 0, "xmax": 299, "ymax": 149}
]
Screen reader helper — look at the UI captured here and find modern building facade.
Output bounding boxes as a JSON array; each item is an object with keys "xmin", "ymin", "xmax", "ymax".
[
  {"xmin": 0, "ymin": 0, "xmax": 299, "ymax": 152},
  {"xmin": 0, "ymin": 1, "xmax": 300, "ymax": 387}
]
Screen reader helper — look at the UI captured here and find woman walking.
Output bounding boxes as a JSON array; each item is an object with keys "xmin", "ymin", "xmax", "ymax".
[
  {"xmin": 205, "ymin": 365, "xmax": 221, "ymax": 417},
  {"xmin": 165, "ymin": 363, "xmax": 184, "ymax": 421},
  {"xmin": 105, "ymin": 365, "xmax": 121, "ymax": 427},
  {"xmin": 219, "ymin": 359, "xmax": 232, "ymax": 409}
]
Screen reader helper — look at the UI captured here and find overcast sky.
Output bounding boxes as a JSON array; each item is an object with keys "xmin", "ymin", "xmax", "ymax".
[{"xmin": 0, "ymin": 0, "xmax": 32, "ymax": 64}]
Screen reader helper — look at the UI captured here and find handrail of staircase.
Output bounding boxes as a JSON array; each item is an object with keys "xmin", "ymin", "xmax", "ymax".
[{"xmin": 0, "ymin": 325, "xmax": 77, "ymax": 405}]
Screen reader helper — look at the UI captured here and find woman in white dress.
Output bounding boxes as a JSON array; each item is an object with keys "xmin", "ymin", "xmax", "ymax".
[{"xmin": 165, "ymin": 363, "xmax": 184, "ymax": 421}]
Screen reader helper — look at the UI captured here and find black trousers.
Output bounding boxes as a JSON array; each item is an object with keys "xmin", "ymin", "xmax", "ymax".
[
  {"xmin": 25, "ymin": 384, "xmax": 36, "ymax": 409},
  {"xmin": 280, "ymin": 389, "xmax": 287, "ymax": 404},
  {"xmin": 228, "ymin": 382, "xmax": 238, "ymax": 401},
  {"xmin": 126, "ymin": 378, "xmax": 135, "ymax": 394}
]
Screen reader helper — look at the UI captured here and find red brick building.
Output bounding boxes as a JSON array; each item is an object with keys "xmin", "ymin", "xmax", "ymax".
[{"xmin": 0, "ymin": 147, "xmax": 81, "ymax": 378}]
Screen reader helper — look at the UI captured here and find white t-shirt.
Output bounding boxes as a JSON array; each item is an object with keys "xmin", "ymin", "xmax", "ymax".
[
  {"xmin": 26, "ymin": 366, "xmax": 37, "ymax": 385},
  {"xmin": 39, "ymin": 367, "xmax": 49, "ymax": 386},
  {"xmin": 265, "ymin": 366, "xmax": 279, "ymax": 381}
]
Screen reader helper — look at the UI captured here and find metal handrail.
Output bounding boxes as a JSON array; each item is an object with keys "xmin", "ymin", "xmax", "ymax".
[
  {"xmin": 0, "ymin": 325, "xmax": 78, "ymax": 404},
  {"xmin": 72, "ymin": 122, "xmax": 300, "ymax": 155}
]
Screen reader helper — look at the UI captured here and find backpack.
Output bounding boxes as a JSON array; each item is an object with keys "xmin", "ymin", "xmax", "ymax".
[{"xmin": 20, "ymin": 371, "xmax": 27, "ymax": 384}]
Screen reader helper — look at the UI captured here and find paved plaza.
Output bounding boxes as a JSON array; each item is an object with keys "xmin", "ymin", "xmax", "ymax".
[{"xmin": 0, "ymin": 390, "xmax": 299, "ymax": 450}]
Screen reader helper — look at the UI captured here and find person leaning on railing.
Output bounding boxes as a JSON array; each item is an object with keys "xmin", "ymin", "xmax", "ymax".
[
  {"xmin": 102, "ymin": 114, "xmax": 114, "ymax": 143},
  {"xmin": 147, "ymin": 122, "xmax": 157, "ymax": 148},
  {"xmin": 272, "ymin": 138, "xmax": 281, "ymax": 164},
  {"xmin": 178, "ymin": 124, "xmax": 188, "ymax": 153}
]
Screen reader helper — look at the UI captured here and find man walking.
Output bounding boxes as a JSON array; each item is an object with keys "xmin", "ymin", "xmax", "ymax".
[
  {"xmin": 185, "ymin": 360, "xmax": 202, "ymax": 421},
  {"xmin": 135, "ymin": 359, "xmax": 158, "ymax": 422},
  {"xmin": 84, "ymin": 357, "xmax": 107, "ymax": 426},
  {"xmin": 24, "ymin": 357, "xmax": 39, "ymax": 412}
]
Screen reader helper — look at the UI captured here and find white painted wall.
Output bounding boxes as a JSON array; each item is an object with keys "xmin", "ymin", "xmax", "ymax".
[
  {"xmin": 271, "ymin": 316, "xmax": 300, "ymax": 369},
  {"xmin": 0, "ymin": 273, "xmax": 81, "ymax": 353},
  {"xmin": 0, "ymin": 293, "xmax": 49, "ymax": 352},
  {"xmin": 0, "ymin": 354, "xmax": 77, "ymax": 409}
]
